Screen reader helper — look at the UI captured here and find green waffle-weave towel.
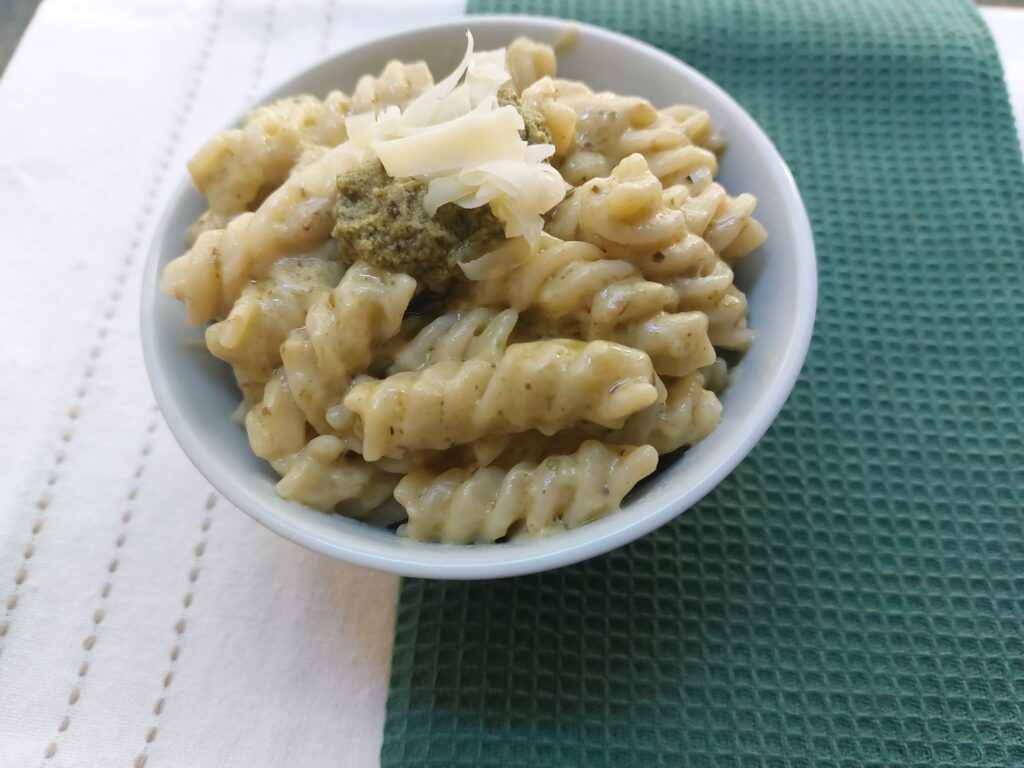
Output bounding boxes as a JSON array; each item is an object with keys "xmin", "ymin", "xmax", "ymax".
[{"xmin": 382, "ymin": 0, "xmax": 1024, "ymax": 765}]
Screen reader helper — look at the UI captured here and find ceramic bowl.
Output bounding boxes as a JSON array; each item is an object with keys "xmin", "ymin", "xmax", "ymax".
[{"xmin": 141, "ymin": 15, "xmax": 817, "ymax": 579}]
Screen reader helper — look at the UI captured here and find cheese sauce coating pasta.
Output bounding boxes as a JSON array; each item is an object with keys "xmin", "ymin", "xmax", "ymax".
[{"xmin": 160, "ymin": 36, "xmax": 767, "ymax": 543}]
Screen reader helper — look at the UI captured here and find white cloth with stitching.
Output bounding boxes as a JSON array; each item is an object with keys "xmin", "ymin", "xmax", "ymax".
[
  {"xmin": 0, "ymin": 2, "xmax": 1020, "ymax": 766},
  {"xmin": 0, "ymin": 1, "xmax": 458, "ymax": 766}
]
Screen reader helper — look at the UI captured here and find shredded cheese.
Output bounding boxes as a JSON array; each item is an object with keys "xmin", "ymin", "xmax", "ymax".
[
  {"xmin": 373, "ymin": 103, "xmax": 526, "ymax": 178},
  {"xmin": 344, "ymin": 31, "xmax": 568, "ymax": 242}
]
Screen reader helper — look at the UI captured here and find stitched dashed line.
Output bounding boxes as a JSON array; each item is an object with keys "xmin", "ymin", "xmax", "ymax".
[
  {"xmin": 0, "ymin": 0, "xmax": 225, "ymax": 650},
  {"xmin": 132, "ymin": 494, "xmax": 217, "ymax": 768},
  {"xmin": 131, "ymin": 6, "xmax": 276, "ymax": 764},
  {"xmin": 248, "ymin": 0, "xmax": 279, "ymax": 101},
  {"xmin": 41, "ymin": 413, "xmax": 160, "ymax": 763},
  {"xmin": 320, "ymin": 0, "xmax": 336, "ymax": 56}
]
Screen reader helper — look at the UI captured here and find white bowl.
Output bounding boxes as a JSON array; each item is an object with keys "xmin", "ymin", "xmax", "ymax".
[{"xmin": 141, "ymin": 15, "xmax": 816, "ymax": 580}]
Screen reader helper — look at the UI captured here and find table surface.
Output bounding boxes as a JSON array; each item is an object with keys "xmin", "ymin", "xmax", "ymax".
[{"xmin": 0, "ymin": 3, "xmax": 1021, "ymax": 767}]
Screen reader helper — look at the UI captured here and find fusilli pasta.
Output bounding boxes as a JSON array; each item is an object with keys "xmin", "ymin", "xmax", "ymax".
[
  {"xmin": 461, "ymin": 236, "xmax": 715, "ymax": 376},
  {"xmin": 279, "ymin": 330, "xmax": 357, "ymax": 437},
  {"xmin": 350, "ymin": 60, "xmax": 434, "ymax": 115},
  {"xmin": 345, "ymin": 339, "xmax": 661, "ymax": 460},
  {"xmin": 663, "ymin": 181, "xmax": 768, "ymax": 261},
  {"xmin": 187, "ymin": 92, "xmax": 351, "ymax": 241},
  {"xmin": 205, "ymin": 253, "xmax": 341, "ymax": 405},
  {"xmin": 494, "ymin": 370, "xmax": 721, "ymax": 465},
  {"xmin": 275, "ymin": 435, "xmax": 398, "ymax": 515},
  {"xmin": 505, "ymin": 37, "xmax": 557, "ymax": 93},
  {"xmin": 280, "ymin": 260, "xmax": 415, "ymax": 434},
  {"xmin": 395, "ymin": 441, "xmax": 658, "ymax": 543},
  {"xmin": 163, "ymin": 141, "xmax": 372, "ymax": 325},
  {"xmin": 549, "ymin": 153, "xmax": 760, "ymax": 350},
  {"xmin": 160, "ymin": 38, "xmax": 768, "ymax": 541},
  {"xmin": 604, "ymin": 371, "xmax": 721, "ymax": 453},
  {"xmin": 521, "ymin": 77, "xmax": 720, "ymax": 189},
  {"xmin": 387, "ymin": 307, "xmax": 518, "ymax": 374},
  {"xmin": 305, "ymin": 261, "xmax": 416, "ymax": 379},
  {"xmin": 245, "ymin": 368, "xmax": 308, "ymax": 462}
]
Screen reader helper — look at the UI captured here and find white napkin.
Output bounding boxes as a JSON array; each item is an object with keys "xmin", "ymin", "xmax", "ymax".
[
  {"xmin": 0, "ymin": 1, "xmax": 457, "ymax": 765},
  {"xmin": 1, "ymin": 2, "xmax": 1020, "ymax": 767}
]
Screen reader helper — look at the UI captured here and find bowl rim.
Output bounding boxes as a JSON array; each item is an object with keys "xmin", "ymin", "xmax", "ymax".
[{"xmin": 141, "ymin": 13, "xmax": 817, "ymax": 580}]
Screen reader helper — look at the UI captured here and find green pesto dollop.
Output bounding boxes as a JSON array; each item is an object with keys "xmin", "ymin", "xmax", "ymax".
[
  {"xmin": 497, "ymin": 83, "xmax": 552, "ymax": 146},
  {"xmin": 332, "ymin": 160, "xmax": 506, "ymax": 291}
]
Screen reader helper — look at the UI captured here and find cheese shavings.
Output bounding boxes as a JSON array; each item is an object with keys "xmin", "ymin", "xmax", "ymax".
[
  {"xmin": 374, "ymin": 102, "xmax": 525, "ymax": 177},
  {"xmin": 344, "ymin": 32, "xmax": 568, "ymax": 243}
]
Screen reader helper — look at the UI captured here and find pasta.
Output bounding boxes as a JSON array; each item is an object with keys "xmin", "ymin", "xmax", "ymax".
[
  {"xmin": 521, "ymin": 77, "xmax": 720, "ymax": 189},
  {"xmin": 162, "ymin": 141, "xmax": 374, "ymax": 325},
  {"xmin": 276, "ymin": 260, "xmax": 415, "ymax": 435},
  {"xmin": 187, "ymin": 92, "xmax": 352, "ymax": 241},
  {"xmin": 305, "ymin": 261, "xmax": 416, "ymax": 380},
  {"xmin": 493, "ymin": 369, "xmax": 721, "ymax": 465},
  {"xmin": 549, "ymin": 152, "xmax": 762, "ymax": 350},
  {"xmin": 505, "ymin": 36, "xmax": 557, "ymax": 93},
  {"xmin": 279, "ymin": 330, "xmax": 357, "ymax": 437},
  {"xmin": 604, "ymin": 371, "xmax": 721, "ymax": 453},
  {"xmin": 345, "ymin": 339, "xmax": 661, "ymax": 461},
  {"xmin": 160, "ymin": 35, "xmax": 767, "ymax": 544},
  {"xmin": 350, "ymin": 60, "xmax": 434, "ymax": 115},
  {"xmin": 700, "ymin": 357, "xmax": 731, "ymax": 394},
  {"xmin": 275, "ymin": 435, "xmax": 398, "ymax": 516},
  {"xmin": 205, "ymin": 252, "xmax": 342, "ymax": 405},
  {"xmin": 387, "ymin": 307, "xmax": 518, "ymax": 374},
  {"xmin": 245, "ymin": 368, "xmax": 308, "ymax": 462},
  {"xmin": 460, "ymin": 235, "xmax": 715, "ymax": 376},
  {"xmin": 396, "ymin": 441, "xmax": 658, "ymax": 543},
  {"xmin": 664, "ymin": 181, "xmax": 768, "ymax": 261}
]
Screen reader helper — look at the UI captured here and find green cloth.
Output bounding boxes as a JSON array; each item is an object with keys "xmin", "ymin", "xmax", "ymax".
[{"xmin": 382, "ymin": 0, "xmax": 1024, "ymax": 765}]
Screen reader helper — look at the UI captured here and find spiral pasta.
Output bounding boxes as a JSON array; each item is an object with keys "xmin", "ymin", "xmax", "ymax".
[
  {"xmin": 462, "ymin": 236, "xmax": 715, "ymax": 376},
  {"xmin": 495, "ymin": 370, "xmax": 721, "ymax": 465},
  {"xmin": 505, "ymin": 37, "xmax": 557, "ymax": 93},
  {"xmin": 561, "ymin": 154, "xmax": 765, "ymax": 268},
  {"xmin": 275, "ymin": 435, "xmax": 398, "ymax": 516},
  {"xmin": 664, "ymin": 181, "xmax": 768, "ymax": 262},
  {"xmin": 345, "ymin": 339, "xmax": 661, "ymax": 460},
  {"xmin": 549, "ymin": 153, "xmax": 758, "ymax": 350},
  {"xmin": 245, "ymin": 368, "xmax": 308, "ymax": 462},
  {"xmin": 521, "ymin": 77, "xmax": 720, "ymax": 189},
  {"xmin": 396, "ymin": 441, "xmax": 658, "ymax": 544},
  {"xmin": 604, "ymin": 371, "xmax": 721, "ymax": 453},
  {"xmin": 273, "ymin": 261, "xmax": 415, "ymax": 436},
  {"xmin": 187, "ymin": 92, "xmax": 352, "ymax": 241},
  {"xmin": 306, "ymin": 261, "xmax": 416, "ymax": 376},
  {"xmin": 205, "ymin": 253, "xmax": 342, "ymax": 405},
  {"xmin": 159, "ymin": 38, "xmax": 767, "ymax": 541},
  {"xmin": 162, "ymin": 141, "xmax": 372, "ymax": 325},
  {"xmin": 700, "ymin": 357, "xmax": 731, "ymax": 394},
  {"xmin": 547, "ymin": 153, "xmax": 688, "ymax": 265},
  {"xmin": 368, "ymin": 307, "xmax": 525, "ymax": 470},
  {"xmin": 278, "ymin": 330, "xmax": 363, "ymax": 438},
  {"xmin": 387, "ymin": 307, "xmax": 519, "ymax": 374},
  {"xmin": 350, "ymin": 60, "xmax": 434, "ymax": 115}
]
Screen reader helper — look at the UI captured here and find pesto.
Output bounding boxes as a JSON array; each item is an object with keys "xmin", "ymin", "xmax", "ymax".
[
  {"xmin": 497, "ymin": 83, "xmax": 552, "ymax": 146},
  {"xmin": 332, "ymin": 93, "xmax": 552, "ymax": 289},
  {"xmin": 332, "ymin": 161, "xmax": 506, "ymax": 291}
]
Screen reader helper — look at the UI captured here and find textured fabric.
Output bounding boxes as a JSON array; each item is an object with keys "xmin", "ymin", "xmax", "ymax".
[
  {"xmin": 0, "ymin": 2, "xmax": 469, "ymax": 765},
  {"xmin": 382, "ymin": 1, "xmax": 1024, "ymax": 766}
]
